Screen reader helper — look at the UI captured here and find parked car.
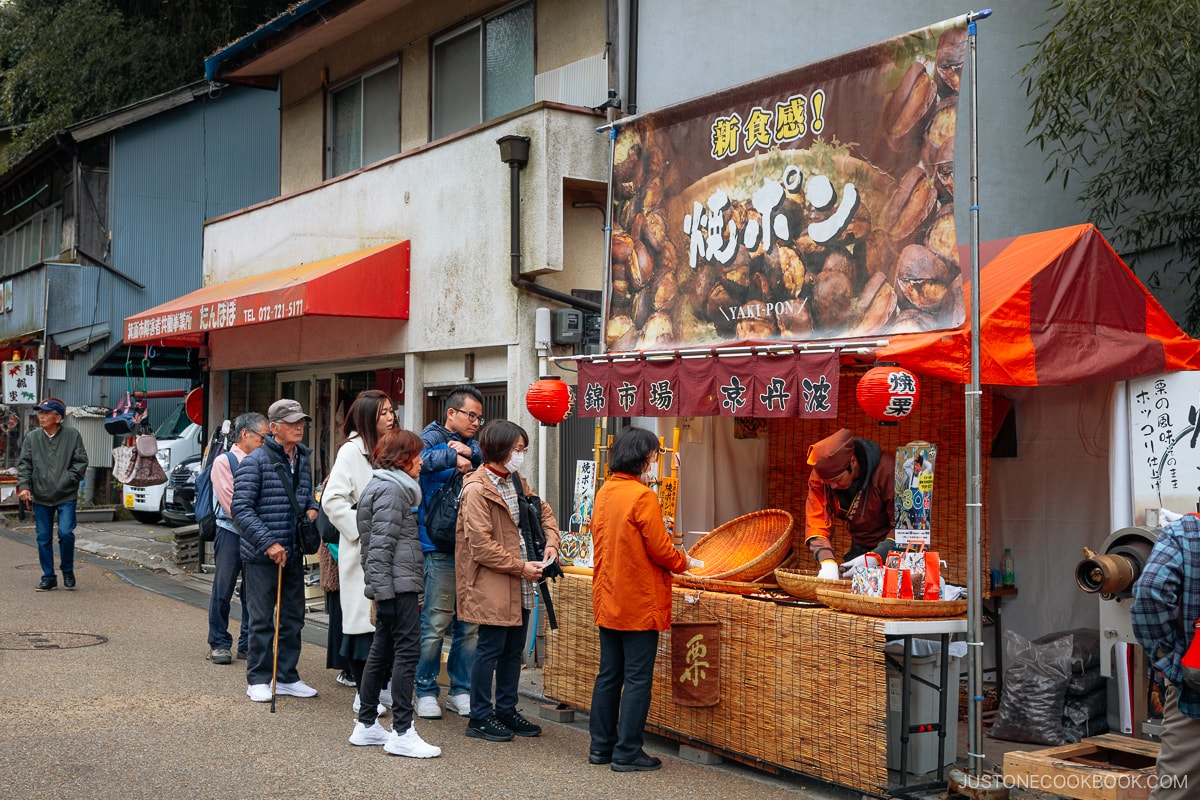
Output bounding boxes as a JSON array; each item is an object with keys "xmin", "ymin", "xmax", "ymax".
[
  {"xmin": 123, "ymin": 402, "xmax": 203, "ymax": 524},
  {"xmin": 160, "ymin": 454, "xmax": 202, "ymax": 527}
]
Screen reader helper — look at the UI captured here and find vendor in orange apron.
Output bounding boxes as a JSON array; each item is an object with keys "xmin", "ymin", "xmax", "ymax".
[{"xmin": 804, "ymin": 428, "xmax": 896, "ymax": 580}]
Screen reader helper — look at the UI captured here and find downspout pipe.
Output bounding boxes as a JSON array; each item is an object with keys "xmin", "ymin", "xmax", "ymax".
[
  {"xmin": 498, "ymin": 135, "xmax": 600, "ymax": 314},
  {"xmin": 627, "ymin": 0, "xmax": 638, "ymax": 115}
]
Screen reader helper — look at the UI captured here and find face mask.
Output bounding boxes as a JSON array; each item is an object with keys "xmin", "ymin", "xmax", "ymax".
[
  {"xmin": 640, "ymin": 461, "xmax": 658, "ymax": 485},
  {"xmin": 505, "ymin": 449, "xmax": 525, "ymax": 474}
]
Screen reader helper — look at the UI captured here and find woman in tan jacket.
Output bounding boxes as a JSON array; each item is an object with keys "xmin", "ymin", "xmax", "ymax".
[
  {"xmin": 588, "ymin": 426, "xmax": 688, "ymax": 772},
  {"xmin": 455, "ymin": 419, "xmax": 559, "ymax": 742}
]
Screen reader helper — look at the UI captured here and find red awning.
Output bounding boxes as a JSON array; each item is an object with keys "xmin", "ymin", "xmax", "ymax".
[
  {"xmin": 123, "ymin": 240, "xmax": 410, "ymax": 346},
  {"xmin": 878, "ymin": 224, "xmax": 1200, "ymax": 385}
]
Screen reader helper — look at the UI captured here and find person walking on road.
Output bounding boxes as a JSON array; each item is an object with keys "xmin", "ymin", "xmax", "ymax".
[
  {"xmin": 232, "ymin": 399, "xmax": 319, "ymax": 703},
  {"xmin": 17, "ymin": 397, "xmax": 89, "ymax": 592},
  {"xmin": 206, "ymin": 412, "xmax": 268, "ymax": 665}
]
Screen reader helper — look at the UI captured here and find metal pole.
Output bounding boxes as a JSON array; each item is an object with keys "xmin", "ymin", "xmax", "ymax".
[{"xmin": 964, "ymin": 8, "xmax": 992, "ymax": 778}]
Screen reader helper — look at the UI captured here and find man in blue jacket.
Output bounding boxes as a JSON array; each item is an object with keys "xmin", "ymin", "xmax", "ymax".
[
  {"xmin": 413, "ymin": 385, "xmax": 484, "ymax": 719},
  {"xmin": 1132, "ymin": 513, "xmax": 1200, "ymax": 799},
  {"xmin": 233, "ymin": 399, "xmax": 320, "ymax": 703}
]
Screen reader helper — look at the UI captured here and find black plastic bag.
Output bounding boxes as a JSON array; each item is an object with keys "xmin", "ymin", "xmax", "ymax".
[
  {"xmin": 1066, "ymin": 667, "xmax": 1106, "ymax": 696},
  {"xmin": 1062, "ymin": 686, "xmax": 1107, "ymax": 726},
  {"xmin": 1034, "ymin": 628, "xmax": 1101, "ymax": 674},
  {"xmin": 989, "ymin": 630, "xmax": 1072, "ymax": 746}
]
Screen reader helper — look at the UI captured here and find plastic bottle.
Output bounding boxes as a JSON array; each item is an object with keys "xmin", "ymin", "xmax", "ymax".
[{"xmin": 1001, "ymin": 547, "xmax": 1015, "ymax": 588}]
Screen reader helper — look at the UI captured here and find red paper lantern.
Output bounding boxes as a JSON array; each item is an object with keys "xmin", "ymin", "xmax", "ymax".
[
  {"xmin": 856, "ymin": 365, "xmax": 921, "ymax": 424},
  {"xmin": 525, "ymin": 376, "xmax": 573, "ymax": 426}
]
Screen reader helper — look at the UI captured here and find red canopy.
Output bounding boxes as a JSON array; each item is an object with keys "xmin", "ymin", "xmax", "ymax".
[
  {"xmin": 878, "ymin": 224, "xmax": 1200, "ymax": 385},
  {"xmin": 123, "ymin": 240, "xmax": 410, "ymax": 346}
]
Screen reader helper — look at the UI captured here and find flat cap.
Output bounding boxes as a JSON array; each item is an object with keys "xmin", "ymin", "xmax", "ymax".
[
  {"xmin": 268, "ymin": 399, "xmax": 311, "ymax": 424},
  {"xmin": 807, "ymin": 427, "xmax": 855, "ymax": 480}
]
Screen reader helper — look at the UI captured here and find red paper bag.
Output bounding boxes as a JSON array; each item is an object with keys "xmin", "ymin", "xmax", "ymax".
[{"xmin": 923, "ymin": 552, "xmax": 942, "ymax": 600}]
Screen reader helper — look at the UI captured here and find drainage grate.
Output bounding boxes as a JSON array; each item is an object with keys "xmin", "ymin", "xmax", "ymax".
[{"xmin": 0, "ymin": 631, "xmax": 108, "ymax": 650}]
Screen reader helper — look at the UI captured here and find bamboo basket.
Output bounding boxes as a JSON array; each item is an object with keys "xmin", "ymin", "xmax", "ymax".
[
  {"xmin": 683, "ymin": 509, "xmax": 794, "ymax": 582},
  {"xmin": 816, "ymin": 588, "xmax": 967, "ymax": 618},
  {"xmin": 672, "ymin": 574, "xmax": 781, "ymax": 596},
  {"xmin": 774, "ymin": 568, "xmax": 851, "ymax": 601}
]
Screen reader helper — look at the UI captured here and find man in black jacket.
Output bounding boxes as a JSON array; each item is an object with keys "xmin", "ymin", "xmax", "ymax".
[{"xmin": 232, "ymin": 399, "xmax": 319, "ymax": 703}]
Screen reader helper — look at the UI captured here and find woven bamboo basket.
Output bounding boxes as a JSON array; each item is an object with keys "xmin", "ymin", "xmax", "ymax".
[
  {"xmin": 683, "ymin": 509, "xmax": 794, "ymax": 582},
  {"xmin": 816, "ymin": 588, "xmax": 967, "ymax": 618},
  {"xmin": 774, "ymin": 568, "xmax": 851, "ymax": 601},
  {"xmin": 672, "ymin": 574, "xmax": 781, "ymax": 596}
]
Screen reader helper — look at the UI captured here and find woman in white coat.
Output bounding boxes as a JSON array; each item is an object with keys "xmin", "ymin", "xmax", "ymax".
[{"xmin": 322, "ymin": 389, "xmax": 396, "ymax": 711}]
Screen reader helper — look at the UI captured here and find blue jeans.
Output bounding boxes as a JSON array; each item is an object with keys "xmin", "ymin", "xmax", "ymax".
[
  {"xmin": 207, "ymin": 526, "xmax": 249, "ymax": 652},
  {"xmin": 34, "ymin": 501, "xmax": 76, "ymax": 580},
  {"xmin": 414, "ymin": 551, "xmax": 478, "ymax": 698}
]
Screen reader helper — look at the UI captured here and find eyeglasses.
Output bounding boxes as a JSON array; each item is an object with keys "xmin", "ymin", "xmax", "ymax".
[
  {"xmin": 453, "ymin": 408, "xmax": 484, "ymax": 425},
  {"xmin": 249, "ymin": 430, "xmax": 267, "ymax": 439}
]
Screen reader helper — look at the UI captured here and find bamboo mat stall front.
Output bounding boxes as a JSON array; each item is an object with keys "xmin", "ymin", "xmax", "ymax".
[{"xmin": 545, "ymin": 574, "xmax": 891, "ymax": 794}]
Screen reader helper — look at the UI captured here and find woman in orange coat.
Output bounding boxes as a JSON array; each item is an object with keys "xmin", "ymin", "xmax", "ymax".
[{"xmin": 588, "ymin": 427, "xmax": 688, "ymax": 772}]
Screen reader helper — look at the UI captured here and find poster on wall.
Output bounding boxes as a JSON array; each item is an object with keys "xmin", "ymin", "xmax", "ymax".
[
  {"xmin": 605, "ymin": 18, "xmax": 968, "ymax": 352},
  {"xmin": 3, "ymin": 360, "xmax": 38, "ymax": 405},
  {"xmin": 1129, "ymin": 372, "xmax": 1200, "ymax": 523}
]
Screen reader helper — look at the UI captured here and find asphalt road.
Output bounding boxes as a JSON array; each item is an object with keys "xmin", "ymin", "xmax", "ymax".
[{"xmin": 0, "ymin": 525, "xmax": 855, "ymax": 800}]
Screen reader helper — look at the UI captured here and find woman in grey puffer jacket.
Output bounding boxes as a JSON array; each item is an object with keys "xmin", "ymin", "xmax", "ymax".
[{"xmin": 348, "ymin": 429, "xmax": 441, "ymax": 758}]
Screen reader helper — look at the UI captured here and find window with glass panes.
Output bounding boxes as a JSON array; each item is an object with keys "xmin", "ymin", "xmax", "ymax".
[{"xmin": 327, "ymin": 61, "xmax": 400, "ymax": 179}]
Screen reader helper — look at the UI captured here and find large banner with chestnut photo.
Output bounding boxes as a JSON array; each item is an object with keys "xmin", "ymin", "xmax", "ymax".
[{"xmin": 605, "ymin": 18, "xmax": 967, "ymax": 352}]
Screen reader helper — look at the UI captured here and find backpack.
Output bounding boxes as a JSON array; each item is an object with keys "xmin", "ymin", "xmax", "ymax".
[
  {"xmin": 424, "ymin": 470, "xmax": 464, "ymax": 553},
  {"xmin": 196, "ymin": 451, "xmax": 238, "ymax": 542}
]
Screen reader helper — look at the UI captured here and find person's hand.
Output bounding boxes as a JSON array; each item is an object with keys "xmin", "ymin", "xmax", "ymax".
[
  {"xmin": 17, "ymin": 488, "xmax": 31, "ymax": 503},
  {"xmin": 306, "ymin": 508, "xmax": 317, "ymax": 521},
  {"xmin": 375, "ymin": 598, "xmax": 397, "ymax": 619},
  {"xmin": 542, "ymin": 546, "xmax": 558, "ymax": 565},
  {"xmin": 266, "ymin": 542, "xmax": 287, "ymax": 567},
  {"xmin": 840, "ymin": 554, "xmax": 870, "ymax": 578},
  {"xmin": 521, "ymin": 561, "xmax": 544, "ymax": 581},
  {"xmin": 817, "ymin": 561, "xmax": 840, "ymax": 580},
  {"xmin": 456, "ymin": 455, "xmax": 472, "ymax": 473},
  {"xmin": 450, "ymin": 441, "xmax": 472, "ymax": 457}
]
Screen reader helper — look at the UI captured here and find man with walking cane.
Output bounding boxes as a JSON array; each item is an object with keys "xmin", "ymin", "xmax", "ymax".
[{"xmin": 232, "ymin": 399, "xmax": 320, "ymax": 704}]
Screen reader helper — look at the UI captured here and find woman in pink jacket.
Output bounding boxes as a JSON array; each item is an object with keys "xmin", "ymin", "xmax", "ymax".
[{"xmin": 588, "ymin": 427, "xmax": 687, "ymax": 772}]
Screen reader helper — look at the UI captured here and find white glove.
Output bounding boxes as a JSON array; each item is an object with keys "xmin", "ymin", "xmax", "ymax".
[
  {"xmin": 817, "ymin": 561, "xmax": 841, "ymax": 580},
  {"xmin": 839, "ymin": 554, "xmax": 869, "ymax": 578}
]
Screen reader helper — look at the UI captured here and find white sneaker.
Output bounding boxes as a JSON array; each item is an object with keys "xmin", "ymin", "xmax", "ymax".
[
  {"xmin": 378, "ymin": 684, "xmax": 393, "ymax": 706},
  {"xmin": 445, "ymin": 693, "xmax": 471, "ymax": 717},
  {"xmin": 384, "ymin": 724, "xmax": 441, "ymax": 758},
  {"xmin": 415, "ymin": 695, "xmax": 442, "ymax": 719},
  {"xmin": 349, "ymin": 721, "xmax": 391, "ymax": 746},
  {"xmin": 352, "ymin": 693, "xmax": 388, "ymax": 716},
  {"xmin": 246, "ymin": 683, "xmax": 272, "ymax": 703},
  {"xmin": 275, "ymin": 680, "xmax": 317, "ymax": 698}
]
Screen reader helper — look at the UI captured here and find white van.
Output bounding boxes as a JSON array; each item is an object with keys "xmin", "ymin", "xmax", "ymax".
[{"xmin": 123, "ymin": 403, "xmax": 204, "ymax": 524}]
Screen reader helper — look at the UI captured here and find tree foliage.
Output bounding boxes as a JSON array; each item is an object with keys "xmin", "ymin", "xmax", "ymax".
[
  {"xmin": 0, "ymin": 0, "xmax": 293, "ymax": 170},
  {"xmin": 1021, "ymin": 0, "xmax": 1200, "ymax": 333}
]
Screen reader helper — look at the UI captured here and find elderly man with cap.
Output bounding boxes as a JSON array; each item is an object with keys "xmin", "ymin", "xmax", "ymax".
[
  {"xmin": 232, "ymin": 398, "xmax": 320, "ymax": 702},
  {"xmin": 804, "ymin": 427, "xmax": 896, "ymax": 580},
  {"xmin": 17, "ymin": 398, "xmax": 89, "ymax": 592}
]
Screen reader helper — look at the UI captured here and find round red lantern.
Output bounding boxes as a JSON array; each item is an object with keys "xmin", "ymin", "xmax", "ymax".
[
  {"xmin": 856, "ymin": 364, "xmax": 921, "ymax": 424},
  {"xmin": 525, "ymin": 376, "xmax": 573, "ymax": 426}
]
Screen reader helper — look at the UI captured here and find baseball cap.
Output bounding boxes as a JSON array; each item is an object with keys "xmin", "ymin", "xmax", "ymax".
[
  {"xmin": 34, "ymin": 398, "xmax": 66, "ymax": 416},
  {"xmin": 268, "ymin": 399, "xmax": 311, "ymax": 424},
  {"xmin": 807, "ymin": 427, "xmax": 855, "ymax": 480}
]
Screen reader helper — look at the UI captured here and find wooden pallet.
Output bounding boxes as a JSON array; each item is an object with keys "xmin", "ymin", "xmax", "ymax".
[{"xmin": 1002, "ymin": 733, "xmax": 1159, "ymax": 800}]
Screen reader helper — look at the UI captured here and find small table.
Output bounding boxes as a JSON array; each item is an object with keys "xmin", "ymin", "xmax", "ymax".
[{"xmin": 982, "ymin": 587, "xmax": 1017, "ymax": 691}]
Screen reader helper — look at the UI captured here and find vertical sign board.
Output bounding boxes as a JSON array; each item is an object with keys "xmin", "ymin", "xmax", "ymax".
[
  {"xmin": 3, "ymin": 360, "xmax": 38, "ymax": 405},
  {"xmin": 1129, "ymin": 372, "xmax": 1200, "ymax": 522}
]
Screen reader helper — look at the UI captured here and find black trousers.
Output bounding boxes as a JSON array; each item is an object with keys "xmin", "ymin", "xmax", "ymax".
[
  {"xmin": 358, "ymin": 592, "xmax": 420, "ymax": 731},
  {"xmin": 243, "ymin": 558, "xmax": 305, "ymax": 686},
  {"xmin": 589, "ymin": 627, "xmax": 659, "ymax": 762},
  {"xmin": 470, "ymin": 608, "xmax": 529, "ymax": 722},
  {"xmin": 207, "ymin": 527, "xmax": 248, "ymax": 651}
]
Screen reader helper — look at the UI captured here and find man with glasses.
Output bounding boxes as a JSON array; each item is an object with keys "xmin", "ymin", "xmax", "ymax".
[
  {"xmin": 414, "ymin": 385, "xmax": 485, "ymax": 719},
  {"xmin": 206, "ymin": 412, "xmax": 268, "ymax": 665},
  {"xmin": 802, "ymin": 427, "xmax": 896, "ymax": 580}
]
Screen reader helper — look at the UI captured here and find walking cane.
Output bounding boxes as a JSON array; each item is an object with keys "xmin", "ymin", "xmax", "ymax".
[{"xmin": 269, "ymin": 560, "xmax": 283, "ymax": 713}]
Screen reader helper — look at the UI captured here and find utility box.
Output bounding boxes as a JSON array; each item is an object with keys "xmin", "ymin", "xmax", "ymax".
[
  {"xmin": 885, "ymin": 639, "xmax": 962, "ymax": 775},
  {"xmin": 553, "ymin": 308, "xmax": 583, "ymax": 344}
]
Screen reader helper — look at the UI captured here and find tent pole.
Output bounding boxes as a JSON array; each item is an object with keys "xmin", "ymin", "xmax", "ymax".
[{"xmin": 965, "ymin": 8, "xmax": 992, "ymax": 779}]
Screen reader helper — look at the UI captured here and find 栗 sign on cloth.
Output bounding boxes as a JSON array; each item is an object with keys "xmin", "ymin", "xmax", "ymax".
[
  {"xmin": 671, "ymin": 621, "xmax": 721, "ymax": 707},
  {"xmin": 605, "ymin": 18, "xmax": 968, "ymax": 351}
]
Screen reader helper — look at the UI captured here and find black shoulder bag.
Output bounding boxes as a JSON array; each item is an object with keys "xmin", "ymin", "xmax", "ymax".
[
  {"xmin": 511, "ymin": 471, "xmax": 561, "ymax": 629},
  {"xmin": 266, "ymin": 448, "xmax": 320, "ymax": 556}
]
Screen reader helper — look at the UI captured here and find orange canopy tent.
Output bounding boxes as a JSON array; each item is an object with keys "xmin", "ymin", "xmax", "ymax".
[{"xmin": 878, "ymin": 224, "xmax": 1200, "ymax": 385}]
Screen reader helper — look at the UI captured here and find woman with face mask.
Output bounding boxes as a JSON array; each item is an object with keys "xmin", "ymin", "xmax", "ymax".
[
  {"xmin": 587, "ymin": 426, "xmax": 688, "ymax": 772},
  {"xmin": 454, "ymin": 419, "xmax": 560, "ymax": 743}
]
